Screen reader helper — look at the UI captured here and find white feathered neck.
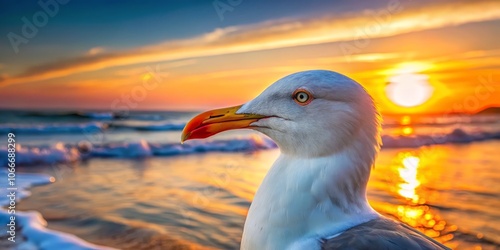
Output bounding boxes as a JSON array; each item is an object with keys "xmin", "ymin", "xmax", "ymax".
[{"xmin": 241, "ymin": 122, "xmax": 381, "ymax": 250}]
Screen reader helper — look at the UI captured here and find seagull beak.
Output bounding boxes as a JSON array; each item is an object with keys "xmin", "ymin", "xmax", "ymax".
[{"xmin": 181, "ymin": 105, "xmax": 266, "ymax": 142}]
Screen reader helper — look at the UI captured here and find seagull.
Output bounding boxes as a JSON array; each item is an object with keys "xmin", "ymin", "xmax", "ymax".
[{"xmin": 181, "ymin": 70, "xmax": 449, "ymax": 250}]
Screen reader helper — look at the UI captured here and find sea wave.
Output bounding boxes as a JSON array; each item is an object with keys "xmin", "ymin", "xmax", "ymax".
[
  {"xmin": 77, "ymin": 112, "xmax": 115, "ymax": 119},
  {"xmin": 383, "ymin": 115, "xmax": 500, "ymax": 127},
  {"xmin": 0, "ymin": 143, "xmax": 81, "ymax": 166},
  {"xmin": 0, "ymin": 171, "xmax": 115, "ymax": 249},
  {"xmin": 1, "ymin": 129, "xmax": 499, "ymax": 166},
  {"xmin": 0, "ymin": 136, "xmax": 277, "ymax": 166},
  {"xmin": 0, "ymin": 122, "xmax": 106, "ymax": 134},
  {"xmin": 0, "ymin": 121, "xmax": 186, "ymax": 134},
  {"xmin": 382, "ymin": 128, "xmax": 500, "ymax": 148},
  {"xmin": 91, "ymin": 136, "xmax": 276, "ymax": 157},
  {"xmin": 110, "ymin": 122, "xmax": 185, "ymax": 131},
  {"xmin": 19, "ymin": 111, "xmax": 114, "ymax": 118},
  {"xmin": 14, "ymin": 111, "xmax": 170, "ymax": 121}
]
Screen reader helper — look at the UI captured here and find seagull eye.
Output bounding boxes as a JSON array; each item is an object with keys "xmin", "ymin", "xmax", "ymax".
[{"xmin": 293, "ymin": 89, "xmax": 313, "ymax": 105}]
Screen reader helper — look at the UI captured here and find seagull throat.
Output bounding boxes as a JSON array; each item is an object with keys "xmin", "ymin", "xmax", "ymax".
[{"xmin": 241, "ymin": 134, "xmax": 380, "ymax": 250}]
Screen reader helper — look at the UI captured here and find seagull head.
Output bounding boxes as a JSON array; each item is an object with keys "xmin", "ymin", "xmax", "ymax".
[{"xmin": 182, "ymin": 70, "xmax": 380, "ymax": 158}]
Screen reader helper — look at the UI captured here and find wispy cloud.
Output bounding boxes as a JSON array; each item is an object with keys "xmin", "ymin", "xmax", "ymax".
[
  {"xmin": 1, "ymin": 0, "xmax": 499, "ymax": 86},
  {"xmin": 292, "ymin": 52, "xmax": 405, "ymax": 65},
  {"xmin": 113, "ymin": 59, "xmax": 198, "ymax": 77},
  {"xmin": 87, "ymin": 47, "xmax": 106, "ymax": 55}
]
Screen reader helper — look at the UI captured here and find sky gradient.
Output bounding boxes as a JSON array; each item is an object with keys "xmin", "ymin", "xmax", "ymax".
[{"xmin": 0, "ymin": 0, "xmax": 499, "ymax": 114}]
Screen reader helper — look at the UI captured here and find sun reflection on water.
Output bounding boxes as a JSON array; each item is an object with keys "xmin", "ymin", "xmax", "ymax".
[
  {"xmin": 399, "ymin": 116, "xmax": 414, "ymax": 136},
  {"xmin": 398, "ymin": 155, "xmax": 421, "ymax": 203},
  {"xmin": 401, "ymin": 115, "xmax": 412, "ymax": 125},
  {"xmin": 389, "ymin": 152, "xmax": 457, "ymax": 248},
  {"xmin": 402, "ymin": 126, "xmax": 414, "ymax": 135}
]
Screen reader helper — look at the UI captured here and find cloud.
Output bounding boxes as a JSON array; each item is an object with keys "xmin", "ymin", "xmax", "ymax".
[
  {"xmin": 1, "ymin": 0, "xmax": 499, "ymax": 86},
  {"xmin": 87, "ymin": 47, "xmax": 105, "ymax": 55},
  {"xmin": 113, "ymin": 59, "xmax": 198, "ymax": 76},
  {"xmin": 292, "ymin": 52, "xmax": 404, "ymax": 66}
]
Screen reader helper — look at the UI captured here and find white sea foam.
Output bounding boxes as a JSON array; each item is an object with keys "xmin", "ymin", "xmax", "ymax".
[
  {"xmin": 0, "ymin": 171, "xmax": 54, "ymax": 206},
  {"xmin": 0, "ymin": 143, "xmax": 80, "ymax": 166}
]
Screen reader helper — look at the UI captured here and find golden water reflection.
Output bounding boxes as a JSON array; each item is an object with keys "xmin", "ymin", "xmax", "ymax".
[
  {"xmin": 399, "ymin": 115, "xmax": 414, "ymax": 136},
  {"xmin": 401, "ymin": 115, "xmax": 412, "ymax": 125},
  {"xmin": 391, "ymin": 152, "xmax": 456, "ymax": 247},
  {"xmin": 402, "ymin": 126, "xmax": 414, "ymax": 135},
  {"xmin": 398, "ymin": 154, "xmax": 421, "ymax": 203}
]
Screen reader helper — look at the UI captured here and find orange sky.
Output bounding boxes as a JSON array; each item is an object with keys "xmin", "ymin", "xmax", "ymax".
[{"xmin": 0, "ymin": 0, "xmax": 499, "ymax": 114}]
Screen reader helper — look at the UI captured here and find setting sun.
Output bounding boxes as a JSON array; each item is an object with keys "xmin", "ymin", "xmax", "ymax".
[
  {"xmin": 384, "ymin": 62, "xmax": 434, "ymax": 108},
  {"xmin": 385, "ymin": 71, "xmax": 434, "ymax": 107},
  {"xmin": 386, "ymin": 73, "xmax": 433, "ymax": 107}
]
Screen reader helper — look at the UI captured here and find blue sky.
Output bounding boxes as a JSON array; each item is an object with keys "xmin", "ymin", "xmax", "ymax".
[{"xmin": 0, "ymin": 0, "xmax": 423, "ymax": 63}]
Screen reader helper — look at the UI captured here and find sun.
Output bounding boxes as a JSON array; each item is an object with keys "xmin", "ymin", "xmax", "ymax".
[{"xmin": 385, "ymin": 63, "xmax": 433, "ymax": 107}]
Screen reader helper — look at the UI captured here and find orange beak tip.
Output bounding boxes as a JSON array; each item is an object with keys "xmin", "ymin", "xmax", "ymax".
[{"xmin": 180, "ymin": 130, "xmax": 191, "ymax": 143}]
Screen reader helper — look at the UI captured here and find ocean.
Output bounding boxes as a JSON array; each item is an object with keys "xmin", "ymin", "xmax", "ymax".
[{"xmin": 0, "ymin": 109, "xmax": 499, "ymax": 249}]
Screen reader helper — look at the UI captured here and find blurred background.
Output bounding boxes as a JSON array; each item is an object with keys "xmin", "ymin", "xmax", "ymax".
[{"xmin": 0, "ymin": 0, "xmax": 499, "ymax": 249}]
